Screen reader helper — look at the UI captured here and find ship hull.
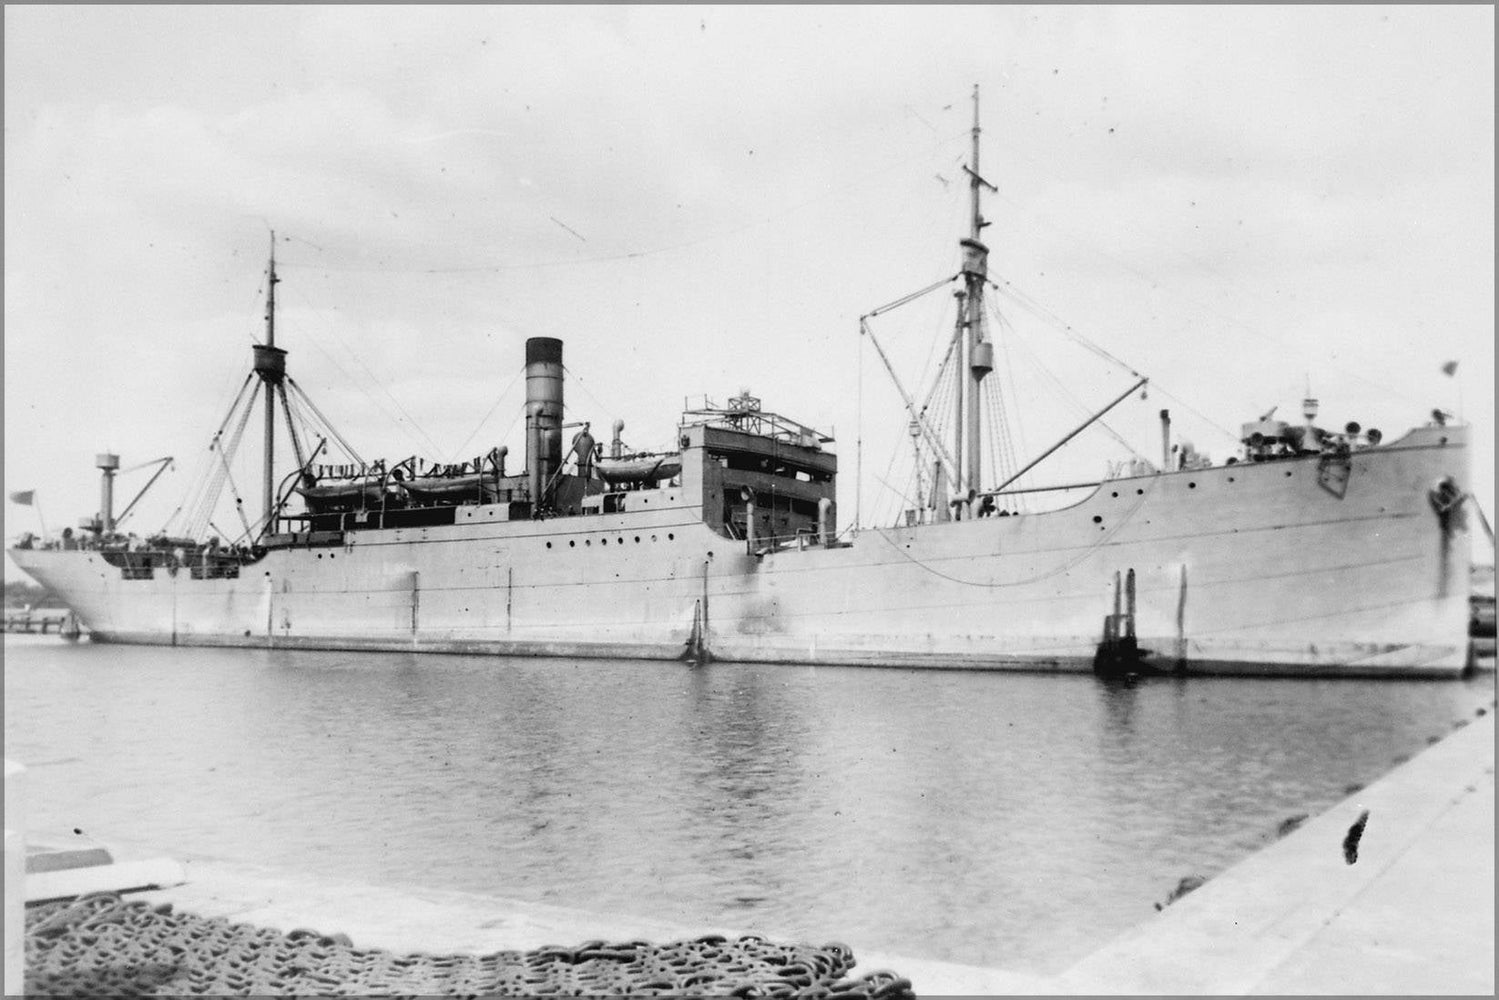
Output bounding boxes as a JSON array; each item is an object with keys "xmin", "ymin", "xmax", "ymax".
[{"xmin": 10, "ymin": 427, "xmax": 1472, "ymax": 677}]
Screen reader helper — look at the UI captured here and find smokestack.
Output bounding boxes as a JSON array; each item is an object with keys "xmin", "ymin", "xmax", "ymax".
[
  {"xmin": 96, "ymin": 452, "xmax": 120, "ymax": 533},
  {"xmin": 525, "ymin": 338, "xmax": 564, "ymax": 505}
]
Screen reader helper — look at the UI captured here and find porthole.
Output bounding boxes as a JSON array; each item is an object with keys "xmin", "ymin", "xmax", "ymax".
[
  {"xmin": 1136, "ymin": 489, "xmax": 1144, "ymax": 495},
  {"xmin": 1227, "ymin": 477, "xmax": 1235, "ymax": 483},
  {"xmin": 634, "ymin": 536, "xmax": 641, "ymax": 543},
  {"xmin": 600, "ymin": 538, "xmax": 607, "ymax": 546},
  {"xmin": 668, "ymin": 533, "xmax": 675, "ymax": 540},
  {"xmin": 586, "ymin": 539, "xmax": 592, "ymax": 546},
  {"xmin": 651, "ymin": 534, "xmax": 658, "ymax": 542},
  {"xmin": 546, "ymin": 541, "xmax": 552, "ymax": 549},
  {"xmin": 1111, "ymin": 491, "xmax": 1118, "ymax": 498},
  {"xmin": 618, "ymin": 538, "xmax": 624, "ymax": 546},
  {"xmin": 1188, "ymin": 482, "xmax": 1197, "ymax": 489},
  {"xmin": 569, "ymin": 540, "xmax": 576, "ymax": 548},
  {"xmin": 1092, "ymin": 515, "xmax": 1103, "ymax": 524},
  {"xmin": 1285, "ymin": 471, "xmax": 1293, "ymax": 477}
]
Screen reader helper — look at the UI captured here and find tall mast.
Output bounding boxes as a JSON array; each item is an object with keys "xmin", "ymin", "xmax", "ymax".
[
  {"xmin": 960, "ymin": 84, "xmax": 996, "ymax": 510},
  {"xmin": 253, "ymin": 231, "xmax": 287, "ymax": 536},
  {"xmin": 952, "ymin": 289, "xmax": 966, "ymax": 500},
  {"xmin": 969, "ymin": 84, "xmax": 984, "ymax": 245}
]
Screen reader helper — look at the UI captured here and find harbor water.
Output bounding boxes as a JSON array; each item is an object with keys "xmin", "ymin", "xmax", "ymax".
[{"xmin": 5, "ymin": 635, "xmax": 1492, "ymax": 974}]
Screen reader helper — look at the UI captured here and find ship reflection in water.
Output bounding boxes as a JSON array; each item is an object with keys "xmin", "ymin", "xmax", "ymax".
[{"xmin": 5, "ymin": 639, "xmax": 1492, "ymax": 973}]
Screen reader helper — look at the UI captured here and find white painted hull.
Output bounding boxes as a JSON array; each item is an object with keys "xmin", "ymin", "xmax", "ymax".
[{"xmin": 10, "ymin": 426, "xmax": 1472, "ymax": 677}]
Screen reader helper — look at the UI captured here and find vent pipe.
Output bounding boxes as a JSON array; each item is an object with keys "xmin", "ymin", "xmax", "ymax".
[
  {"xmin": 96, "ymin": 452, "xmax": 120, "ymax": 533},
  {"xmin": 1159, "ymin": 409, "xmax": 1171, "ymax": 472}
]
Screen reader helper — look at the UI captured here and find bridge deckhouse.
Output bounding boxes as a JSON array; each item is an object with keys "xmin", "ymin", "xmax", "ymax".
[{"xmin": 676, "ymin": 391, "xmax": 837, "ymax": 547}]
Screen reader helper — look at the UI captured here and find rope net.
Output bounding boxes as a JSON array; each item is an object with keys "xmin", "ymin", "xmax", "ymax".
[{"xmin": 25, "ymin": 892, "xmax": 917, "ymax": 999}]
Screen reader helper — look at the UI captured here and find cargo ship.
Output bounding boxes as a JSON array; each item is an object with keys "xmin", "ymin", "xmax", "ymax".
[{"xmin": 7, "ymin": 92, "xmax": 1474, "ymax": 676}]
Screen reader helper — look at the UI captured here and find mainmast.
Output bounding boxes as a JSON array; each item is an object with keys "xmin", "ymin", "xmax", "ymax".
[
  {"xmin": 958, "ymin": 84, "xmax": 996, "ymax": 511},
  {"xmin": 253, "ymin": 232, "xmax": 287, "ymax": 535}
]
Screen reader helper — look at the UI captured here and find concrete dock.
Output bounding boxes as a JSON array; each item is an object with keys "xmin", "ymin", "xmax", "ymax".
[
  {"xmin": 13, "ymin": 703, "xmax": 1494, "ymax": 995},
  {"xmin": 1054, "ymin": 707, "xmax": 1494, "ymax": 995}
]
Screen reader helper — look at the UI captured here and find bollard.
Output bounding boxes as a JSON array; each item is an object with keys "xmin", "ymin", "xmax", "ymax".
[{"xmin": 4, "ymin": 758, "xmax": 25, "ymax": 996}]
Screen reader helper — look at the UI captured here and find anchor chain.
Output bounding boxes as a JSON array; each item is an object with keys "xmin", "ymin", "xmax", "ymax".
[{"xmin": 25, "ymin": 892, "xmax": 917, "ymax": 998}]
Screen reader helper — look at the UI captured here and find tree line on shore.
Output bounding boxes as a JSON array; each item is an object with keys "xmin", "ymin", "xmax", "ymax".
[{"xmin": 4, "ymin": 578, "xmax": 62, "ymax": 609}]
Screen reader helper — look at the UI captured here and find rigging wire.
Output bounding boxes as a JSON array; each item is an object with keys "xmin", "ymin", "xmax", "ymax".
[
  {"xmin": 1144, "ymin": 382, "xmax": 1240, "ymax": 445},
  {"xmin": 981, "ymin": 384, "xmax": 1007, "ymax": 502},
  {"xmin": 881, "ymin": 326, "xmax": 953, "ymax": 524},
  {"xmin": 873, "ymin": 408, "xmax": 913, "ymax": 528},
  {"xmin": 995, "ymin": 315, "xmax": 1032, "ymax": 479},
  {"xmin": 281, "ymin": 387, "xmax": 312, "ymax": 458},
  {"xmin": 988, "ymin": 281, "xmax": 1239, "ymax": 445},
  {"xmin": 279, "ymin": 283, "xmax": 442, "ymax": 459},
  {"xmin": 895, "ymin": 341, "xmax": 961, "ymax": 525},
  {"xmin": 869, "ymin": 260, "xmax": 1174, "ymax": 521},
  {"xmin": 917, "ymin": 305, "xmax": 962, "ymax": 416},
  {"xmin": 448, "ymin": 364, "xmax": 525, "ymax": 463},
  {"xmin": 189, "ymin": 380, "xmax": 261, "ymax": 542},
  {"xmin": 862, "ymin": 284, "xmax": 961, "ymax": 524},
  {"xmin": 276, "ymin": 384, "xmax": 309, "ymax": 473},
  {"xmin": 986, "ymin": 184, "xmax": 1425, "ymax": 410},
  {"xmin": 172, "ymin": 389, "xmax": 251, "ymax": 539},
  {"xmin": 873, "ymin": 471, "xmax": 923, "ymax": 519},
  {"xmin": 285, "ymin": 378, "xmax": 365, "ymax": 466},
  {"xmin": 283, "ymin": 387, "xmax": 342, "ymax": 470},
  {"xmin": 561, "ymin": 364, "xmax": 628, "ymax": 432},
  {"xmin": 163, "ymin": 372, "xmax": 258, "ymax": 537},
  {"xmin": 986, "ymin": 275, "xmax": 1142, "ymax": 378},
  {"xmin": 988, "ymin": 297, "xmax": 1147, "ymax": 461},
  {"xmin": 986, "ymin": 383, "xmax": 1024, "ymax": 511},
  {"xmin": 202, "ymin": 383, "xmax": 261, "ymax": 540}
]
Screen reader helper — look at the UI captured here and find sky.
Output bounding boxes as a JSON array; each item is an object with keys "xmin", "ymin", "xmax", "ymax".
[{"xmin": 5, "ymin": 5, "xmax": 1494, "ymax": 576}]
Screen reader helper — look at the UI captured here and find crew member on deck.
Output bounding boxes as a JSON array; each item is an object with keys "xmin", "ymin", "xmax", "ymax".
[{"xmin": 572, "ymin": 423, "xmax": 597, "ymax": 478}]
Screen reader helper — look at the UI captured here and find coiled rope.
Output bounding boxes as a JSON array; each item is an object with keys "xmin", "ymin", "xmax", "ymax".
[{"xmin": 25, "ymin": 892, "xmax": 916, "ymax": 998}]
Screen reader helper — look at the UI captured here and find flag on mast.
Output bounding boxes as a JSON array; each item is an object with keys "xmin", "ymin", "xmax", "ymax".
[
  {"xmin": 8, "ymin": 490, "xmax": 35, "ymax": 505},
  {"xmin": 1441, "ymin": 360, "xmax": 1459, "ymax": 376}
]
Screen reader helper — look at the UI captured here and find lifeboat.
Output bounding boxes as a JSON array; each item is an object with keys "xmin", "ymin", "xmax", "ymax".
[
  {"xmin": 595, "ymin": 453, "xmax": 682, "ymax": 485},
  {"xmin": 399, "ymin": 473, "xmax": 501, "ymax": 505},
  {"xmin": 295, "ymin": 477, "xmax": 389, "ymax": 511}
]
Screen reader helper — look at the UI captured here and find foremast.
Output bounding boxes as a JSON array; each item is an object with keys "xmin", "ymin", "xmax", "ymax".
[{"xmin": 251, "ymin": 232, "xmax": 307, "ymax": 538}]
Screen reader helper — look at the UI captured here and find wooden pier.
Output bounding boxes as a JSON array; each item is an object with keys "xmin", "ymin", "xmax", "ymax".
[{"xmin": 3, "ymin": 611, "xmax": 78, "ymax": 636}]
